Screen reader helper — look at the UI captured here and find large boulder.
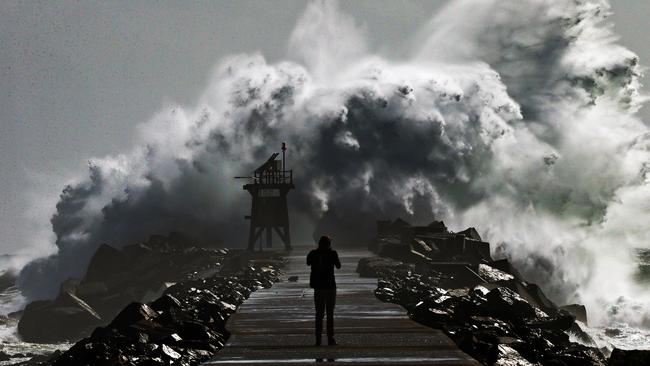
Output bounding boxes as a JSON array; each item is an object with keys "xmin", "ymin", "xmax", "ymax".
[
  {"xmin": 76, "ymin": 281, "xmax": 109, "ymax": 298},
  {"xmin": 18, "ymin": 292, "xmax": 102, "ymax": 342},
  {"xmin": 391, "ymin": 218, "xmax": 411, "ymax": 232},
  {"xmin": 525, "ymin": 313, "xmax": 575, "ymax": 331},
  {"xmin": 409, "ymin": 302, "xmax": 452, "ymax": 328},
  {"xmin": 457, "ymin": 227, "xmax": 482, "ymax": 242},
  {"xmin": 495, "ymin": 345, "xmax": 536, "ymax": 366},
  {"xmin": 412, "ymin": 238, "xmax": 439, "ymax": 257},
  {"xmin": 108, "ymin": 302, "xmax": 159, "ymax": 330},
  {"xmin": 356, "ymin": 257, "xmax": 410, "ymax": 278},
  {"xmin": 608, "ymin": 349, "xmax": 650, "ymax": 366},
  {"xmin": 379, "ymin": 242, "xmax": 413, "ymax": 262},
  {"xmin": 485, "ymin": 287, "xmax": 536, "ymax": 320},
  {"xmin": 479, "ymin": 264, "xmax": 515, "ymax": 283},
  {"xmin": 426, "ymin": 220, "xmax": 448, "ymax": 233},
  {"xmin": 83, "ymin": 244, "xmax": 126, "ymax": 282},
  {"xmin": 560, "ymin": 304, "xmax": 588, "ymax": 324},
  {"xmin": 490, "ymin": 258, "xmax": 524, "ymax": 280}
]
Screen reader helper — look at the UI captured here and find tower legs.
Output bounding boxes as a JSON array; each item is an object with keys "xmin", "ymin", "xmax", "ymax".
[
  {"xmin": 247, "ymin": 226, "xmax": 290, "ymax": 251},
  {"xmin": 245, "ymin": 192, "xmax": 292, "ymax": 252}
]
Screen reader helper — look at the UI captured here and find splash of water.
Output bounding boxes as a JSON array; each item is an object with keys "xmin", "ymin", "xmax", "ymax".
[{"xmin": 15, "ymin": 0, "xmax": 650, "ymax": 330}]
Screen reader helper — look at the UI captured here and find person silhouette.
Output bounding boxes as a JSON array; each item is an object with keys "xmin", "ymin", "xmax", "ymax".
[{"xmin": 307, "ymin": 235, "xmax": 341, "ymax": 346}]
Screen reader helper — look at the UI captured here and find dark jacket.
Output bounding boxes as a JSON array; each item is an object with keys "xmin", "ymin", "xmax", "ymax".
[{"xmin": 307, "ymin": 248, "xmax": 341, "ymax": 289}]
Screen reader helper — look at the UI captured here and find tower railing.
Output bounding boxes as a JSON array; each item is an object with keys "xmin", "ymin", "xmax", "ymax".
[{"xmin": 255, "ymin": 169, "xmax": 293, "ymax": 185}]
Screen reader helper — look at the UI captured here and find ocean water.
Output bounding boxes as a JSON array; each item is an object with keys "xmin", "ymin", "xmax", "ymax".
[
  {"xmin": 586, "ymin": 322, "xmax": 650, "ymax": 353},
  {"xmin": 0, "ymin": 287, "xmax": 71, "ymax": 366},
  {"xmin": 0, "ymin": 321, "xmax": 70, "ymax": 366},
  {"xmin": 0, "ymin": 273, "xmax": 71, "ymax": 365},
  {"xmin": 567, "ymin": 249, "xmax": 650, "ymax": 353}
]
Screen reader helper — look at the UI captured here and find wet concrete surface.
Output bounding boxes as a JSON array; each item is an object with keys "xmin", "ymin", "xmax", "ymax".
[{"xmin": 203, "ymin": 248, "xmax": 479, "ymax": 366}]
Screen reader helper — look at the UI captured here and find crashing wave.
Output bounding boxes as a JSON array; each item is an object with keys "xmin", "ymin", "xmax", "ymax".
[{"xmin": 17, "ymin": 0, "xmax": 650, "ymax": 330}]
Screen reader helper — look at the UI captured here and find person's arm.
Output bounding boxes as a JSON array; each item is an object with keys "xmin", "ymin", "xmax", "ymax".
[{"xmin": 334, "ymin": 251, "xmax": 341, "ymax": 269}]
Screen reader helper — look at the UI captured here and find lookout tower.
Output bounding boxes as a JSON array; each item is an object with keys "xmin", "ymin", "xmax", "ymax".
[{"xmin": 236, "ymin": 143, "xmax": 294, "ymax": 251}]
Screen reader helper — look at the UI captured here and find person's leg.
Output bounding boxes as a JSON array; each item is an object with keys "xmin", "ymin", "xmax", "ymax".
[
  {"xmin": 326, "ymin": 289, "xmax": 336, "ymax": 344},
  {"xmin": 314, "ymin": 289, "xmax": 325, "ymax": 345}
]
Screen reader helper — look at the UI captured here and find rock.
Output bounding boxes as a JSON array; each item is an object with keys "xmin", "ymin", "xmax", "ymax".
[
  {"xmin": 75, "ymin": 281, "xmax": 109, "ymax": 298},
  {"xmin": 502, "ymin": 281, "xmax": 557, "ymax": 314},
  {"xmin": 490, "ymin": 259, "xmax": 524, "ymax": 279},
  {"xmin": 356, "ymin": 257, "xmax": 410, "ymax": 278},
  {"xmin": 287, "ymin": 276, "xmax": 299, "ymax": 282},
  {"xmin": 412, "ymin": 239, "xmax": 437, "ymax": 257},
  {"xmin": 376, "ymin": 218, "xmax": 411, "ymax": 237},
  {"xmin": 451, "ymin": 327, "xmax": 499, "ymax": 365},
  {"xmin": 427, "ymin": 220, "xmax": 448, "ymax": 233},
  {"xmin": 391, "ymin": 218, "xmax": 412, "ymax": 231},
  {"xmin": 108, "ymin": 302, "xmax": 158, "ymax": 330},
  {"xmin": 376, "ymin": 220, "xmax": 393, "ymax": 237},
  {"xmin": 410, "ymin": 302, "xmax": 452, "ymax": 328},
  {"xmin": 561, "ymin": 304, "xmax": 588, "ymax": 325},
  {"xmin": 141, "ymin": 282, "xmax": 177, "ymax": 303},
  {"xmin": 378, "ymin": 240, "xmax": 434, "ymax": 266},
  {"xmin": 526, "ymin": 313, "xmax": 575, "ymax": 331},
  {"xmin": 58, "ymin": 278, "xmax": 80, "ymax": 296},
  {"xmin": 479, "ymin": 264, "xmax": 515, "ymax": 283},
  {"xmin": 18, "ymin": 292, "xmax": 102, "ymax": 343},
  {"xmin": 83, "ymin": 243, "xmax": 126, "ymax": 282},
  {"xmin": 57, "ymin": 291, "xmax": 100, "ymax": 317},
  {"xmin": 495, "ymin": 344, "xmax": 538, "ymax": 365},
  {"xmin": 568, "ymin": 322, "xmax": 597, "ymax": 346},
  {"xmin": 543, "ymin": 344, "xmax": 607, "ymax": 365},
  {"xmin": 521, "ymin": 283, "xmax": 557, "ymax": 311},
  {"xmin": 461, "ymin": 239, "xmax": 492, "ymax": 263},
  {"xmin": 177, "ymin": 321, "xmax": 217, "ymax": 342},
  {"xmin": 158, "ymin": 231, "xmax": 196, "ymax": 250},
  {"xmin": 151, "ymin": 294, "xmax": 183, "ymax": 312},
  {"xmin": 367, "ymin": 216, "xmax": 606, "ymax": 366},
  {"xmin": 608, "ymin": 348, "xmax": 650, "ymax": 366},
  {"xmin": 401, "ymin": 222, "xmax": 451, "ymax": 245},
  {"xmin": 457, "ymin": 227, "xmax": 483, "ymax": 242},
  {"xmin": 379, "ymin": 242, "xmax": 413, "ymax": 261},
  {"xmin": 48, "ymin": 254, "xmax": 284, "ymax": 366},
  {"xmin": 161, "ymin": 344, "xmax": 181, "ymax": 360},
  {"xmin": 469, "ymin": 316, "xmax": 513, "ymax": 337},
  {"xmin": 439, "ymin": 265, "xmax": 486, "ymax": 289}
]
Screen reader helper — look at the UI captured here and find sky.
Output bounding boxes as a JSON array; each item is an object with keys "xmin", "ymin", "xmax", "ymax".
[{"xmin": 0, "ymin": 0, "xmax": 649, "ymax": 255}]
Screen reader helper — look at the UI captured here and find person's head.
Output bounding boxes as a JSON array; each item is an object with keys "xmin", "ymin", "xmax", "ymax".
[{"xmin": 318, "ymin": 235, "xmax": 331, "ymax": 249}]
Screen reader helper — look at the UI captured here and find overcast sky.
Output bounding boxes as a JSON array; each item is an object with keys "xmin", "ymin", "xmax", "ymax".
[{"xmin": 1, "ymin": 1, "xmax": 648, "ymax": 255}]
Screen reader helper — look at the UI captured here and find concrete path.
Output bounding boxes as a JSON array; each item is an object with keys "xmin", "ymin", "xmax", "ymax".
[{"xmin": 203, "ymin": 248, "xmax": 479, "ymax": 366}]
